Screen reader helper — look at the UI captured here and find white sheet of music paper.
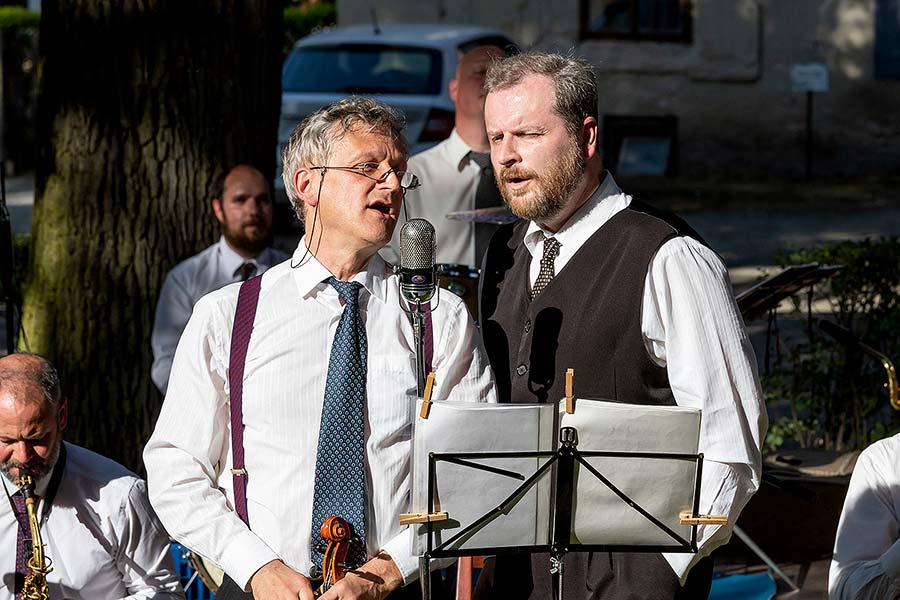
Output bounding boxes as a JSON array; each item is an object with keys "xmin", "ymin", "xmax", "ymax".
[
  {"xmin": 558, "ymin": 398, "xmax": 702, "ymax": 546},
  {"xmin": 411, "ymin": 401, "xmax": 555, "ymax": 555}
]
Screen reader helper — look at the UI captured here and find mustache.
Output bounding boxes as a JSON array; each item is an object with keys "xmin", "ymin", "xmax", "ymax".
[
  {"xmin": 498, "ymin": 166, "xmax": 539, "ymax": 181},
  {"xmin": 1, "ymin": 457, "xmax": 51, "ymax": 478}
]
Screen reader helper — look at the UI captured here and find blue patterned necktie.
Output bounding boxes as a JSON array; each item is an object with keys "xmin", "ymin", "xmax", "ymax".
[{"xmin": 311, "ymin": 277, "xmax": 368, "ymax": 573}]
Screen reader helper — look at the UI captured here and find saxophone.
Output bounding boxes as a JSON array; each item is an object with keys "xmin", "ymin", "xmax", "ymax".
[{"xmin": 15, "ymin": 472, "xmax": 52, "ymax": 600}]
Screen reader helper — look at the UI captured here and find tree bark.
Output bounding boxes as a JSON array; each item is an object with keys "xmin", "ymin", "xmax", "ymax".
[{"xmin": 22, "ymin": 0, "xmax": 283, "ymax": 471}]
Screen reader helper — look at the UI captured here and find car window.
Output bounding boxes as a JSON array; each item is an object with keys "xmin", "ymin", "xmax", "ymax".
[{"xmin": 283, "ymin": 44, "xmax": 443, "ymax": 95}]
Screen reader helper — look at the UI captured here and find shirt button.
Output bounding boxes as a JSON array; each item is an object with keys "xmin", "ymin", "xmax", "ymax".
[
  {"xmin": 524, "ymin": 319, "xmax": 531, "ymax": 334},
  {"xmin": 516, "ymin": 364, "xmax": 528, "ymax": 376}
]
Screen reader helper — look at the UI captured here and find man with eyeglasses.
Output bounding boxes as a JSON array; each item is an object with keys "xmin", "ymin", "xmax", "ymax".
[{"xmin": 144, "ymin": 97, "xmax": 497, "ymax": 600}]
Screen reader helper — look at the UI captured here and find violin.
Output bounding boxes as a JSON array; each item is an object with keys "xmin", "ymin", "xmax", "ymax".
[{"xmin": 318, "ymin": 516, "xmax": 353, "ymax": 594}]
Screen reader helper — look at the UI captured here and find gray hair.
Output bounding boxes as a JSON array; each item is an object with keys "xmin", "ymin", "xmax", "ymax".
[
  {"xmin": 484, "ymin": 51, "xmax": 598, "ymax": 136},
  {"xmin": 280, "ymin": 97, "xmax": 408, "ymax": 221},
  {"xmin": 0, "ymin": 353, "xmax": 62, "ymax": 410}
]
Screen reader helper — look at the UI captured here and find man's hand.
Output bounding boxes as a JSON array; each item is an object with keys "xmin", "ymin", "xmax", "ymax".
[
  {"xmin": 249, "ymin": 559, "xmax": 316, "ymax": 600},
  {"xmin": 318, "ymin": 551, "xmax": 405, "ymax": 600}
]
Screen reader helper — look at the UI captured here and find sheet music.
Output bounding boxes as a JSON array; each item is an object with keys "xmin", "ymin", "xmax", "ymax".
[
  {"xmin": 559, "ymin": 398, "xmax": 701, "ymax": 546},
  {"xmin": 411, "ymin": 401, "xmax": 555, "ymax": 554}
]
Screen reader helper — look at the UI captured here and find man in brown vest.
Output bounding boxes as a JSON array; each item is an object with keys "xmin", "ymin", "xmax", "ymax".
[{"xmin": 476, "ymin": 52, "xmax": 767, "ymax": 600}]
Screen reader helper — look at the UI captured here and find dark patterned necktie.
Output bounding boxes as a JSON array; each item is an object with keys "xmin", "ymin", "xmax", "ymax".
[
  {"xmin": 236, "ymin": 262, "xmax": 257, "ymax": 281},
  {"xmin": 310, "ymin": 277, "xmax": 368, "ymax": 573},
  {"xmin": 531, "ymin": 235, "xmax": 561, "ymax": 300},
  {"xmin": 469, "ymin": 152, "xmax": 504, "ymax": 267},
  {"xmin": 12, "ymin": 491, "xmax": 30, "ymax": 600}
]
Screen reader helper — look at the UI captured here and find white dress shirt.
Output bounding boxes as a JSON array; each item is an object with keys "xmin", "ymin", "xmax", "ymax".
[
  {"xmin": 1, "ymin": 442, "xmax": 183, "ymax": 600},
  {"xmin": 383, "ymin": 129, "xmax": 483, "ymax": 266},
  {"xmin": 524, "ymin": 173, "xmax": 767, "ymax": 582},
  {"xmin": 829, "ymin": 433, "xmax": 900, "ymax": 599},
  {"xmin": 151, "ymin": 237, "xmax": 289, "ymax": 394},
  {"xmin": 144, "ymin": 243, "xmax": 497, "ymax": 591}
]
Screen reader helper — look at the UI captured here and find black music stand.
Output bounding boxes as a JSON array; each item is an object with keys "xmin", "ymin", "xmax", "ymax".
[
  {"xmin": 416, "ymin": 426, "xmax": 707, "ymax": 600},
  {"xmin": 736, "ymin": 263, "xmax": 843, "ymax": 373}
]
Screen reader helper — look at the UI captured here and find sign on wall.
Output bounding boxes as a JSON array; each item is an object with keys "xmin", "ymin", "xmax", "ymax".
[{"xmin": 791, "ymin": 63, "xmax": 830, "ymax": 93}]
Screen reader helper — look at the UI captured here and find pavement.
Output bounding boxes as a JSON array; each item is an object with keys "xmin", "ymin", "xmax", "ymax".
[{"xmin": 5, "ymin": 173, "xmax": 900, "ymax": 599}]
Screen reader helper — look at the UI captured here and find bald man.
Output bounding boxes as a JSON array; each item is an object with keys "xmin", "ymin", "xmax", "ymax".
[
  {"xmin": 151, "ymin": 164, "xmax": 289, "ymax": 394},
  {"xmin": 385, "ymin": 45, "xmax": 510, "ymax": 269},
  {"xmin": 0, "ymin": 353, "xmax": 183, "ymax": 599}
]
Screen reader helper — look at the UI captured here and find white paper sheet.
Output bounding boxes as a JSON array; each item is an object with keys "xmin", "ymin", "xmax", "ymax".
[
  {"xmin": 411, "ymin": 401, "xmax": 555, "ymax": 554},
  {"xmin": 558, "ymin": 398, "xmax": 701, "ymax": 546}
]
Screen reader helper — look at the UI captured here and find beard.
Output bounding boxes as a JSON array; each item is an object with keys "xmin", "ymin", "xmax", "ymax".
[
  {"xmin": 222, "ymin": 215, "xmax": 271, "ymax": 256},
  {"xmin": 497, "ymin": 135, "xmax": 585, "ymax": 223},
  {"xmin": 0, "ymin": 437, "xmax": 62, "ymax": 482}
]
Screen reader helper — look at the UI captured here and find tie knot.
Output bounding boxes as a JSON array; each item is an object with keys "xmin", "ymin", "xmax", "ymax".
[
  {"xmin": 327, "ymin": 277, "xmax": 362, "ymax": 307},
  {"xmin": 236, "ymin": 262, "xmax": 257, "ymax": 281},
  {"xmin": 469, "ymin": 151, "xmax": 492, "ymax": 171},
  {"xmin": 542, "ymin": 236, "xmax": 561, "ymax": 260}
]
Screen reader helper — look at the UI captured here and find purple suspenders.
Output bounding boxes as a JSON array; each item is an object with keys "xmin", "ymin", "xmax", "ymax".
[
  {"xmin": 228, "ymin": 275, "xmax": 262, "ymax": 526},
  {"xmin": 226, "ymin": 275, "xmax": 434, "ymax": 527}
]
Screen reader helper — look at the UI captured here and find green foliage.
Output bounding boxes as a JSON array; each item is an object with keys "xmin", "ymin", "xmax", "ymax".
[
  {"xmin": 0, "ymin": 7, "xmax": 39, "ymax": 30},
  {"xmin": 284, "ymin": 2, "xmax": 336, "ymax": 54},
  {"xmin": 765, "ymin": 237, "xmax": 900, "ymax": 451}
]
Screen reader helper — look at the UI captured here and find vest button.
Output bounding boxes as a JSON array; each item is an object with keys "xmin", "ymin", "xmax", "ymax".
[
  {"xmin": 516, "ymin": 364, "xmax": 528, "ymax": 376},
  {"xmin": 524, "ymin": 319, "xmax": 531, "ymax": 334}
]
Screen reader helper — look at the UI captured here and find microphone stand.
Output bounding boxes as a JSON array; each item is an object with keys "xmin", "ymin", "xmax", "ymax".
[{"xmin": 412, "ymin": 298, "xmax": 426, "ymax": 397}]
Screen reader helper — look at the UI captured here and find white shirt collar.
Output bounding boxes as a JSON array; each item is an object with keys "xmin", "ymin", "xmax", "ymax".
[
  {"xmin": 523, "ymin": 172, "xmax": 630, "ymax": 257},
  {"xmin": 289, "ymin": 239, "xmax": 390, "ymax": 304},
  {"xmin": 439, "ymin": 129, "xmax": 481, "ymax": 172},
  {"xmin": 217, "ymin": 236, "xmax": 254, "ymax": 278}
]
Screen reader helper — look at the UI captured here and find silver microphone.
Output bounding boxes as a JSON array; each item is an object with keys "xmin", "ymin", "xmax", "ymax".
[{"xmin": 398, "ymin": 219, "xmax": 437, "ymax": 304}]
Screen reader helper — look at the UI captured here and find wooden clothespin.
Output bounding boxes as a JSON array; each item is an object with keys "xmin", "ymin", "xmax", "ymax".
[
  {"xmin": 679, "ymin": 511, "xmax": 728, "ymax": 525},
  {"xmin": 419, "ymin": 372, "xmax": 436, "ymax": 419},
  {"xmin": 565, "ymin": 368, "xmax": 575, "ymax": 414},
  {"xmin": 398, "ymin": 511, "xmax": 449, "ymax": 526}
]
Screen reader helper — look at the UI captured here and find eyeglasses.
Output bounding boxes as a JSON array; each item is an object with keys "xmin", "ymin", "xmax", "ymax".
[{"xmin": 311, "ymin": 163, "xmax": 421, "ymax": 190}]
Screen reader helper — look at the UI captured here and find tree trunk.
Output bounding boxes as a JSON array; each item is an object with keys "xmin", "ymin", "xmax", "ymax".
[{"xmin": 22, "ymin": 0, "xmax": 283, "ymax": 471}]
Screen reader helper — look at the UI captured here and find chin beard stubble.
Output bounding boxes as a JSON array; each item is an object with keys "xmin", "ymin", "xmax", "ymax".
[{"xmin": 0, "ymin": 437, "xmax": 61, "ymax": 482}]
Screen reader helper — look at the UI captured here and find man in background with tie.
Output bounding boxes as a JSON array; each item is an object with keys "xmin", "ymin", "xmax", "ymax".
[
  {"xmin": 150, "ymin": 164, "xmax": 288, "ymax": 394},
  {"xmin": 476, "ymin": 52, "xmax": 766, "ymax": 599},
  {"xmin": 0, "ymin": 353, "xmax": 183, "ymax": 599},
  {"xmin": 386, "ymin": 44, "xmax": 509, "ymax": 269},
  {"xmin": 144, "ymin": 97, "xmax": 496, "ymax": 600}
]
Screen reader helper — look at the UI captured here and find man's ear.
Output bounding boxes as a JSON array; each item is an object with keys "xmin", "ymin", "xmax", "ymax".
[
  {"xmin": 449, "ymin": 77, "xmax": 459, "ymax": 105},
  {"xmin": 294, "ymin": 167, "xmax": 320, "ymax": 211},
  {"xmin": 211, "ymin": 197, "xmax": 225, "ymax": 225},
  {"xmin": 582, "ymin": 116, "xmax": 599, "ymax": 159}
]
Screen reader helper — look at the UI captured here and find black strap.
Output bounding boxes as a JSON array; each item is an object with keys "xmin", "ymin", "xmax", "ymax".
[{"xmin": 41, "ymin": 442, "xmax": 67, "ymax": 518}]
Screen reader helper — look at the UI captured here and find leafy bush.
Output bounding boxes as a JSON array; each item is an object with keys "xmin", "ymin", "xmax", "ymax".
[
  {"xmin": 764, "ymin": 237, "xmax": 900, "ymax": 451},
  {"xmin": 284, "ymin": 2, "xmax": 336, "ymax": 54},
  {"xmin": 0, "ymin": 7, "xmax": 39, "ymax": 30}
]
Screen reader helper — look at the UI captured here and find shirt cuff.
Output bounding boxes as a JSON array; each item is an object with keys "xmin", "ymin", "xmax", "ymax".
[
  {"xmin": 382, "ymin": 528, "xmax": 420, "ymax": 584},
  {"xmin": 218, "ymin": 528, "xmax": 281, "ymax": 592},
  {"xmin": 881, "ymin": 537, "xmax": 900, "ymax": 579}
]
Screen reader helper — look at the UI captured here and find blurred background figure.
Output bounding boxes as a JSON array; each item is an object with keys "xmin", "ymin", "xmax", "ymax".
[
  {"xmin": 385, "ymin": 44, "xmax": 510, "ymax": 269},
  {"xmin": 151, "ymin": 164, "xmax": 288, "ymax": 394}
]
